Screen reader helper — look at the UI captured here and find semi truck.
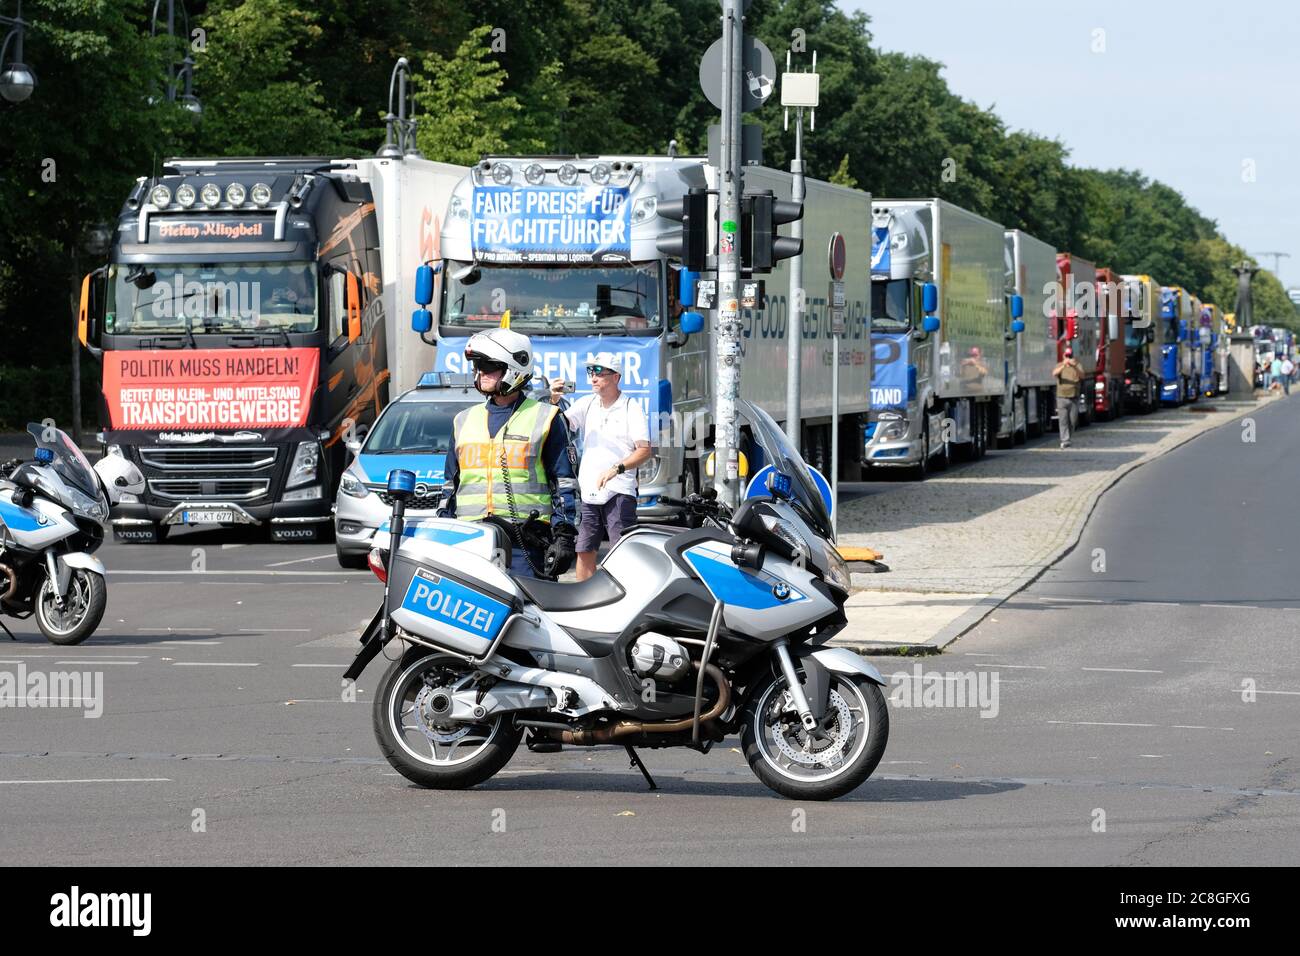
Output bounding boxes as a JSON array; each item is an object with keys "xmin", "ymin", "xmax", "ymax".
[
  {"xmin": 1158, "ymin": 286, "xmax": 1195, "ymax": 405},
  {"xmin": 424, "ymin": 154, "xmax": 874, "ymax": 519},
  {"xmin": 1121, "ymin": 274, "xmax": 1163, "ymax": 413},
  {"xmin": 865, "ymin": 198, "xmax": 1015, "ymax": 476},
  {"xmin": 1198, "ymin": 302, "xmax": 1227, "ymax": 396},
  {"xmin": 1093, "ymin": 267, "xmax": 1128, "ymax": 420},
  {"xmin": 1000, "ymin": 229, "xmax": 1058, "ymax": 442},
  {"xmin": 78, "ymin": 154, "xmax": 465, "ymax": 542},
  {"xmin": 1055, "ymin": 253, "xmax": 1099, "ymax": 425}
]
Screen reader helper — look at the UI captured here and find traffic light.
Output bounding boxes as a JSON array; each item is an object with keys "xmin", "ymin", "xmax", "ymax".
[
  {"xmin": 743, "ymin": 191, "xmax": 803, "ymax": 272},
  {"xmin": 656, "ymin": 187, "xmax": 709, "ymax": 272}
]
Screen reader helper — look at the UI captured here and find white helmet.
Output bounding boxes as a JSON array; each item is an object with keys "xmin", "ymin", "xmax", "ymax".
[
  {"xmin": 92, "ymin": 454, "xmax": 145, "ymax": 506},
  {"xmin": 465, "ymin": 328, "xmax": 534, "ymax": 396}
]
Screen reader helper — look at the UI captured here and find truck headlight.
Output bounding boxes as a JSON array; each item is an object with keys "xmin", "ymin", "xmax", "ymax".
[
  {"xmin": 339, "ymin": 472, "xmax": 370, "ymax": 499},
  {"xmin": 879, "ymin": 420, "xmax": 907, "ymax": 440},
  {"xmin": 283, "ymin": 486, "xmax": 322, "ymax": 501},
  {"xmin": 286, "ymin": 441, "xmax": 320, "ymax": 490},
  {"xmin": 636, "ymin": 456, "xmax": 661, "ymax": 484}
]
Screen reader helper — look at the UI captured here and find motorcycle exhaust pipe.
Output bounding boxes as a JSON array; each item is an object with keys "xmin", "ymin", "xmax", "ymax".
[
  {"xmin": 0, "ymin": 563, "xmax": 16, "ymax": 602},
  {"xmin": 558, "ymin": 663, "xmax": 731, "ymax": 746}
]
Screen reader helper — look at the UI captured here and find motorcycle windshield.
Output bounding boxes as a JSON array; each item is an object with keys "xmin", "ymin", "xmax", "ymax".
[
  {"xmin": 736, "ymin": 400, "xmax": 835, "ymax": 541},
  {"xmin": 26, "ymin": 422, "xmax": 101, "ymax": 501}
]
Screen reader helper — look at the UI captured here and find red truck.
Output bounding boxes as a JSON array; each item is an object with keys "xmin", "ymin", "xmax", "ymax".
[
  {"xmin": 1093, "ymin": 267, "xmax": 1127, "ymax": 421},
  {"xmin": 1055, "ymin": 253, "xmax": 1099, "ymax": 426}
]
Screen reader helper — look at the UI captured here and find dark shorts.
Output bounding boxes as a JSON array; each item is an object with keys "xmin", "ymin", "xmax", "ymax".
[{"xmin": 576, "ymin": 494, "xmax": 638, "ymax": 552}]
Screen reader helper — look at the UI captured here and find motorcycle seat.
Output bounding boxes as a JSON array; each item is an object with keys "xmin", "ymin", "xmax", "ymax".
[{"xmin": 514, "ymin": 569, "xmax": 625, "ymax": 613}]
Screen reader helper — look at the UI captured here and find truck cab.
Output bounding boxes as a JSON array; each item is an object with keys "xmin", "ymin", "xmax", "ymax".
[
  {"xmin": 1093, "ymin": 268, "xmax": 1127, "ymax": 421},
  {"xmin": 1159, "ymin": 286, "xmax": 1194, "ymax": 405},
  {"xmin": 1120, "ymin": 274, "xmax": 1162, "ymax": 413}
]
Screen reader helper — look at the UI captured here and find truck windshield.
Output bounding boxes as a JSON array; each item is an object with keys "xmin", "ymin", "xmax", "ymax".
[
  {"xmin": 870, "ymin": 279, "xmax": 911, "ymax": 331},
  {"xmin": 1162, "ymin": 317, "xmax": 1180, "ymax": 345},
  {"xmin": 363, "ymin": 402, "xmax": 465, "ymax": 455},
  {"xmin": 1124, "ymin": 327, "xmax": 1148, "ymax": 348},
  {"xmin": 105, "ymin": 261, "xmax": 319, "ymax": 334},
  {"xmin": 443, "ymin": 263, "xmax": 662, "ymax": 335}
]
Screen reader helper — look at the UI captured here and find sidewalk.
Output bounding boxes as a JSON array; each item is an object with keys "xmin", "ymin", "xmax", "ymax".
[{"xmin": 833, "ymin": 395, "xmax": 1276, "ymax": 653}]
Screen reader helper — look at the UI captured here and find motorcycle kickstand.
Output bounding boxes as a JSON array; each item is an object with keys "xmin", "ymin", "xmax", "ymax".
[
  {"xmin": 0, "ymin": 619, "xmax": 16, "ymax": 641},
  {"xmin": 625, "ymin": 745, "xmax": 658, "ymax": 792}
]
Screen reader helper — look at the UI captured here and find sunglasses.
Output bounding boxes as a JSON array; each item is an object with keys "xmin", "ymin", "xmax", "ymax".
[
  {"xmin": 586, "ymin": 365, "xmax": 616, "ymax": 377},
  {"xmin": 471, "ymin": 357, "xmax": 507, "ymax": 374}
]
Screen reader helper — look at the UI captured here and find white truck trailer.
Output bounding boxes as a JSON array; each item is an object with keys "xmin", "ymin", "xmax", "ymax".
[
  {"xmin": 424, "ymin": 154, "xmax": 874, "ymax": 518},
  {"xmin": 1001, "ymin": 229, "xmax": 1058, "ymax": 442},
  {"xmin": 865, "ymin": 198, "xmax": 1014, "ymax": 476}
]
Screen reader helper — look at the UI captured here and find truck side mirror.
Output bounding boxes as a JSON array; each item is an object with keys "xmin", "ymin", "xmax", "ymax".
[
  {"xmin": 1108, "ymin": 314, "xmax": 1120, "ymax": 342},
  {"xmin": 1010, "ymin": 294, "xmax": 1024, "ymax": 319},
  {"xmin": 1011, "ymin": 319, "xmax": 1025, "ymax": 335},
  {"xmin": 346, "ymin": 271, "xmax": 362, "ymax": 341},
  {"xmin": 921, "ymin": 315, "xmax": 940, "ymax": 334},
  {"xmin": 680, "ymin": 311, "xmax": 704, "ymax": 335},
  {"xmin": 414, "ymin": 263, "xmax": 436, "ymax": 306},
  {"xmin": 411, "ymin": 309, "xmax": 432, "ymax": 333},
  {"xmin": 922, "ymin": 282, "xmax": 938, "ymax": 315},
  {"xmin": 680, "ymin": 269, "xmax": 699, "ymax": 309},
  {"xmin": 78, "ymin": 268, "xmax": 106, "ymax": 358}
]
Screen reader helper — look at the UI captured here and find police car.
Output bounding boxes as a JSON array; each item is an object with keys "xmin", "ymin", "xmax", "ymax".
[{"xmin": 333, "ymin": 372, "xmax": 479, "ymax": 568}]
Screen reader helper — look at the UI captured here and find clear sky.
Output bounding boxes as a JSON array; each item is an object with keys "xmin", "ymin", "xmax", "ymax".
[{"xmin": 842, "ymin": 0, "xmax": 1300, "ymax": 287}]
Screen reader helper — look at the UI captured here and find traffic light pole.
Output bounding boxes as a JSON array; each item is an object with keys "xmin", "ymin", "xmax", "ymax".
[
  {"xmin": 785, "ymin": 107, "xmax": 804, "ymax": 448},
  {"xmin": 714, "ymin": 0, "xmax": 744, "ymax": 508}
]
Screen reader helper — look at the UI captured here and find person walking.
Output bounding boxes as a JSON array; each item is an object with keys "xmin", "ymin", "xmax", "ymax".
[
  {"xmin": 1053, "ymin": 348, "xmax": 1083, "ymax": 448},
  {"xmin": 549, "ymin": 352, "xmax": 652, "ymax": 582},
  {"xmin": 1270, "ymin": 355, "xmax": 1284, "ymax": 393},
  {"xmin": 1282, "ymin": 355, "xmax": 1294, "ymax": 396},
  {"xmin": 439, "ymin": 328, "xmax": 578, "ymax": 579}
]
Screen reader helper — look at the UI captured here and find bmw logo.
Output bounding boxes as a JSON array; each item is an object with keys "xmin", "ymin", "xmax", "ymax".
[
  {"xmin": 772, "ymin": 582, "xmax": 791, "ymax": 601},
  {"xmin": 37, "ymin": 514, "xmax": 49, "ymax": 526}
]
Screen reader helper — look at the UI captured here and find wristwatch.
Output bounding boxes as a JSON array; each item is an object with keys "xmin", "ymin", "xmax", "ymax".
[{"xmin": 615, "ymin": 463, "xmax": 626, "ymax": 475}]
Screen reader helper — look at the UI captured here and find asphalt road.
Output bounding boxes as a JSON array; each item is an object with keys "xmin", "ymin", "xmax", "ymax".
[{"xmin": 1, "ymin": 398, "xmax": 1296, "ymax": 865}]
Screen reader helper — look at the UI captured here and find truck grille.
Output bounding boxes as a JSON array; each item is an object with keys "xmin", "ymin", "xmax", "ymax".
[
  {"xmin": 140, "ymin": 447, "xmax": 277, "ymax": 471},
  {"xmin": 148, "ymin": 478, "xmax": 271, "ymax": 501}
]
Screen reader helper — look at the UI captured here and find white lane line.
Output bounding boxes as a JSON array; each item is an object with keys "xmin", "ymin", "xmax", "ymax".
[
  {"xmin": 291, "ymin": 663, "xmax": 347, "ymax": 668},
  {"xmin": 1138, "ymin": 754, "xmax": 1167, "ymax": 758},
  {"xmin": 1256, "ymin": 690, "xmax": 1300, "ymax": 696},
  {"xmin": 1170, "ymin": 724, "xmax": 1235, "ymax": 731},
  {"xmin": 975, "ymin": 663, "xmax": 1046, "ymax": 669},
  {"xmin": 1183, "ymin": 659, "xmax": 1231, "ymax": 665},
  {"xmin": 0, "ymin": 778, "xmax": 171, "ymax": 784},
  {"xmin": 962, "ymin": 652, "xmax": 998, "ymax": 657},
  {"xmin": 171, "ymin": 662, "xmax": 260, "ymax": 667},
  {"xmin": 220, "ymin": 544, "xmax": 245, "ymax": 550},
  {"xmin": 52, "ymin": 655, "xmax": 149, "ymax": 660},
  {"xmin": 1202, "ymin": 603, "xmax": 1253, "ymax": 609},
  {"xmin": 1141, "ymin": 602, "xmax": 1179, "ymax": 607},
  {"xmin": 160, "ymin": 640, "xmax": 222, "ymax": 646},
  {"xmin": 1081, "ymin": 667, "xmax": 1164, "ymax": 674},
  {"xmin": 54, "ymin": 660, "xmax": 138, "ymax": 666},
  {"xmin": 1049, "ymin": 720, "xmax": 1158, "ymax": 728},
  {"xmin": 139, "ymin": 627, "xmax": 215, "ymax": 633},
  {"xmin": 239, "ymin": 628, "xmax": 310, "ymax": 633},
  {"xmin": 266, "ymin": 553, "xmax": 335, "ymax": 568}
]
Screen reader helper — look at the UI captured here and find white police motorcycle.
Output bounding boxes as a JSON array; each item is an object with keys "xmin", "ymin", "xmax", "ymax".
[
  {"xmin": 345, "ymin": 401, "xmax": 888, "ymax": 801},
  {"xmin": 0, "ymin": 423, "xmax": 144, "ymax": 645}
]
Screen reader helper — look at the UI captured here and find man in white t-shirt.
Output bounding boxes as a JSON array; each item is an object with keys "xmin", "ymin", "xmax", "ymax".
[{"xmin": 549, "ymin": 352, "xmax": 652, "ymax": 581}]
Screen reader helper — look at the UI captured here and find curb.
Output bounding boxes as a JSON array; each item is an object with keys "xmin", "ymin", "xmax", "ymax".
[{"xmin": 850, "ymin": 397, "xmax": 1271, "ymax": 654}]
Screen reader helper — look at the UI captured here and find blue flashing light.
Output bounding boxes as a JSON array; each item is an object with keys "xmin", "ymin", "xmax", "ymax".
[
  {"xmin": 387, "ymin": 469, "xmax": 416, "ymax": 496},
  {"xmin": 34, "ymin": 447, "xmax": 54, "ymax": 464}
]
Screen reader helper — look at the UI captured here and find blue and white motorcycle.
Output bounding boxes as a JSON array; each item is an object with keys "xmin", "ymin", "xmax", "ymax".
[
  {"xmin": 0, "ymin": 423, "xmax": 144, "ymax": 645},
  {"xmin": 344, "ymin": 401, "xmax": 888, "ymax": 801}
]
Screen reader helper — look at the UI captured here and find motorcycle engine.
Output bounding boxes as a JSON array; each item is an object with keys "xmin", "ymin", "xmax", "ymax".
[{"xmin": 630, "ymin": 633, "xmax": 692, "ymax": 683}]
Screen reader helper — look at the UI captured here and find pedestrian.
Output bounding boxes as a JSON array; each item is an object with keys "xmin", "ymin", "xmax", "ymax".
[
  {"xmin": 1053, "ymin": 348, "xmax": 1083, "ymax": 448},
  {"xmin": 549, "ymin": 352, "xmax": 652, "ymax": 582},
  {"xmin": 1270, "ymin": 356, "xmax": 1284, "ymax": 393},
  {"xmin": 438, "ymin": 328, "xmax": 578, "ymax": 580},
  {"xmin": 1283, "ymin": 356, "xmax": 1295, "ymax": 396}
]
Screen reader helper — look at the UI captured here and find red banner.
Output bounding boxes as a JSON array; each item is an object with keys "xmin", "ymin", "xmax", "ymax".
[{"xmin": 102, "ymin": 348, "xmax": 319, "ymax": 429}]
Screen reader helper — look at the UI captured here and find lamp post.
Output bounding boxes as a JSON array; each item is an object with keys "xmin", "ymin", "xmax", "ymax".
[
  {"xmin": 150, "ymin": 0, "xmax": 200, "ymax": 114},
  {"xmin": 0, "ymin": 0, "xmax": 36, "ymax": 103},
  {"xmin": 377, "ymin": 57, "xmax": 422, "ymax": 158}
]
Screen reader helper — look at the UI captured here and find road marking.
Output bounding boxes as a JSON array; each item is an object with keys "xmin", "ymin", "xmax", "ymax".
[
  {"xmin": 1141, "ymin": 602, "xmax": 1179, "ymax": 607},
  {"xmin": 1170, "ymin": 724, "xmax": 1234, "ymax": 730},
  {"xmin": 975, "ymin": 663, "xmax": 1046, "ymax": 669},
  {"xmin": 171, "ymin": 662, "xmax": 260, "ymax": 667},
  {"xmin": 240, "ymin": 628, "xmax": 310, "ymax": 633},
  {"xmin": 1049, "ymin": 720, "xmax": 1158, "ymax": 728},
  {"xmin": 1081, "ymin": 667, "xmax": 1164, "ymax": 674},
  {"xmin": 139, "ymin": 627, "xmax": 216, "ymax": 633},
  {"xmin": 110, "ymin": 569, "xmax": 357, "ymax": 577},
  {"xmin": 1201, "ymin": 603, "xmax": 1253, "ymax": 609},
  {"xmin": 160, "ymin": 640, "xmax": 222, "ymax": 646},
  {"xmin": 1138, "ymin": 754, "xmax": 1167, "ymax": 758},
  {"xmin": 962, "ymin": 652, "xmax": 998, "ymax": 657},
  {"xmin": 54, "ymin": 660, "xmax": 138, "ymax": 666},
  {"xmin": 0, "ymin": 778, "xmax": 171, "ymax": 785},
  {"xmin": 291, "ymin": 663, "xmax": 347, "ymax": 668},
  {"xmin": 1183, "ymin": 659, "xmax": 1231, "ymax": 665},
  {"xmin": 1256, "ymin": 690, "xmax": 1300, "ymax": 696},
  {"xmin": 266, "ymin": 553, "xmax": 335, "ymax": 568}
]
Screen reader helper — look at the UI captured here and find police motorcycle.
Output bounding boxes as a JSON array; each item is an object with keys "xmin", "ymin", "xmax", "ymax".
[
  {"xmin": 344, "ymin": 401, "xmax": 888, "ymax": 800},
  {"xmin": 0, "ymin": 423, "xmax": 144, "ymax": 645}
]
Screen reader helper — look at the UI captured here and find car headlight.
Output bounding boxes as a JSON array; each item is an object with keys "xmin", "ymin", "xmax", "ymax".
[
  {"xmin": 286, "ymin": 441, "xmax": 320, "ymax": 490},
  {"xmin": 636, "ymin": 456, "xmax": 661, "ymax": 484},
  {"xmin": 339, "ymin": 472, "xmax": 370, "ymax": 499},
  {"xmin": 823, "ymin": 543, "xmax": 851, "ymax": 594}
]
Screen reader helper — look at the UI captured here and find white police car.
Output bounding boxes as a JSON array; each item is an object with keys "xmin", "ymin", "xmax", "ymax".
[{"xmin": 333, "ymin": 373, "xmax": 478, "ymax": 568}]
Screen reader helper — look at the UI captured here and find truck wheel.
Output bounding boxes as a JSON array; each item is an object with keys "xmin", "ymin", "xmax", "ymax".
[{"xmin": 909, "ymin": 420, "xmax": 930, "ymax": 480}]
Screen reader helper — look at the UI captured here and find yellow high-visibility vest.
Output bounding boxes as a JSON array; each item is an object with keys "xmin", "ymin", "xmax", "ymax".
[{"xmin": 453, "ymin": 397, "xmax": 559, "ymax": 522}]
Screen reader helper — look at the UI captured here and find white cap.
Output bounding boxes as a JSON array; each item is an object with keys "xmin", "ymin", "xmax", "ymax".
[{"xmin": 587, "ymin": 351, "xmax": 623, "ymax": 377}]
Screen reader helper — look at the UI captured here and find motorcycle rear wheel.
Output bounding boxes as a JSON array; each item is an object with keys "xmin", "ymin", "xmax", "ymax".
[
  {"xmin": 35, "ymin": 568, "xmax": 106, "ymax": 646},
  {"xmin": 742, "ymin": 668, "xmax": 889, "ymax": 801},
  {"xmin": 373, "ymin": 646, "xmax": 522, "ymax": 789}
]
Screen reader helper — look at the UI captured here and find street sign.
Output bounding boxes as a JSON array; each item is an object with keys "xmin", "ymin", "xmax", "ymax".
[
  {"xmin": 828, "ymin": 231, "xmax": 847, "ymax": 281},
  {"xmin": 699, "ymin": 36, "xmax": 777, "ymax": 112},
  {"xmin": 829, "ymin": 280, "xmax": 846, "ymax": 334}
]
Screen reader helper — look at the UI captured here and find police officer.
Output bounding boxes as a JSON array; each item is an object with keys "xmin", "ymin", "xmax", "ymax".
[{"xmin": 439, "ymin": 328, "xmax": 578, "ymax": 579}]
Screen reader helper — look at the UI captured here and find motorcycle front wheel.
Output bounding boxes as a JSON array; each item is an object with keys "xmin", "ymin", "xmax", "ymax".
[
  {"xmin": 35, "ymin": 568, "xmax": 107, "ymax": 646},
  {"xmin": 373, "ymin": 646, "xmax": 522, "ymax": 789},
  {"xmin": 741, "ymin": 667, "xmax": 889, "ymax": 801}
]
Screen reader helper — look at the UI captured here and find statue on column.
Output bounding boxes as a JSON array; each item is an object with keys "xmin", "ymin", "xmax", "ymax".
[{"xmin": 1233, "ymin": 260, "xmax": 1260, "ymax": 329}]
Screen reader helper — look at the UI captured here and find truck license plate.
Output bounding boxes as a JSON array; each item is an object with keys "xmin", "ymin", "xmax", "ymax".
[{"xmin": 181, "ymin": 509, "xmax": 235, "ymax": 524}]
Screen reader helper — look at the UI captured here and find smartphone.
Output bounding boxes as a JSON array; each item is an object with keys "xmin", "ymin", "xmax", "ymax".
[{"xmin": 548, "ymin": 377, "xmax": 575, "ymax": 393}]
